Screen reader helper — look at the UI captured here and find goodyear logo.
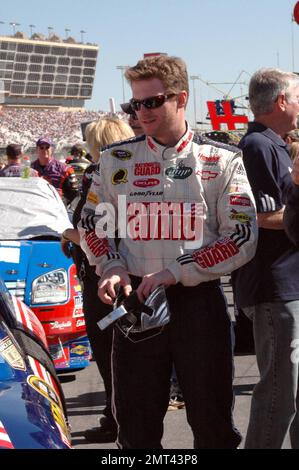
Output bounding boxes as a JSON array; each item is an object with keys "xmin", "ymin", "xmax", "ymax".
[
  {"xmin": 111, "ymin": 149, "xmax": 132, "ymax": 160},
  {"xmin": 112, "ymin": 168, "xmax": 128, "ymax": 185}
]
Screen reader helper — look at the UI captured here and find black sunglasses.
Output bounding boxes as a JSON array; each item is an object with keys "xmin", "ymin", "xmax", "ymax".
[
  {"xmin": 129, "ymin": 93, "xmax": 176, "ymax": 112},
  {"xmin": 38, "ymin": 145, "xmax": 50, "ymax": 150}
]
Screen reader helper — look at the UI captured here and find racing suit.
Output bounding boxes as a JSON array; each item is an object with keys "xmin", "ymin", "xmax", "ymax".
[
  {"xmin": 79, "ymin": 124, "xmax": 258, "ymax": 448},
  {"xmin": 31, "ymin": 158, "xmax": 79, "ymax": 204}
]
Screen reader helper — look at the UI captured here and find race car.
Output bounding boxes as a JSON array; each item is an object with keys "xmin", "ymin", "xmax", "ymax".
[
  {"xmin": 0, "ymin": 279, "xmax": 71, "ymax": 448},
  {"xmin": 0, "ymin": 177, "xmax": 91, "ymax": 370}
]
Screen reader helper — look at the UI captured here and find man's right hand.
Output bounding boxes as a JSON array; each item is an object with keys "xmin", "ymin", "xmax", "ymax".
[
  {"xmin": 292, "ymin": 156, "xmax": 299, "ymax": 185},
  {"xmin": 98, "ymin": 267, "xmax": 132, "ymax": 305}
]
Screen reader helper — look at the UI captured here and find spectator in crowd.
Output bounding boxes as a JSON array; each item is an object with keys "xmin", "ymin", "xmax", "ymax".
[
  {"xmin": 0, "ymin": 108, "xmax": 126, "ymax": 150},
  {"xmin": 120, "ymin": 102, "xmax": 144, "ymax": 136},
  {"xmin": 79, "ymin": 55, "xmax": 257, "ymax": 449},
  {"xmin": 65, "ymin": 143, "xmax": 89, "ymax": 164},
  {"xmin": 284, "ymin": 155, "xmax": 299, "ymax": 247},
  {"xmin": 65, "ymin": 144, "xmax": 91, "ymax": 184},
  {"xmin": 0, "ymin": 155, "xmax": 6, "ymax": 170},
  {"xmin": 284, "ymin": 129, "xmax": 299, "ymax": 145},
  {"xmin": 232, "ymin": 68, "xmax": 299, "ymax": 449},
  {"xmin": 0, "ymin": 144, "xmax": 38, "ymax": 177},
  {"xmin": 31, "ymin": 137, "xmax": 79, "ymax": 204},
  {"xmin": 290, "ymin": 141, "xmax": 299, "ymax": 161},
  {"xmin": 61, "ymin": 117, "xmax": 134, "ymax": 443}
]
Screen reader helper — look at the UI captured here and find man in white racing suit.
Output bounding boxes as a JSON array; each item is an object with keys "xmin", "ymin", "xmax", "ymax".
[{"xmin": 79, "ymin": 55, "xmax": 258, "ymax": 449}]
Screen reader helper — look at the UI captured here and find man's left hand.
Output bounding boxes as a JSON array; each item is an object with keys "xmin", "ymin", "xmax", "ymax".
[{"xmin": 136, "ymin": 269, "xmax": 176, "ymax": 302}]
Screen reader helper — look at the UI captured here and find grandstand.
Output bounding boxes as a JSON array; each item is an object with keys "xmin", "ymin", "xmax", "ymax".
[
  {"xmin": 0, "ymin": 33, "xmax": 126, "ymax": 155},
  {"xmin": 0, "ymin": 35, "xmax": 98, "ymax": 108}
]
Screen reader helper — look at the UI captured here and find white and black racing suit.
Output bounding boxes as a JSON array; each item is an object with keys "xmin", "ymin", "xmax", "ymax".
[{"xmin": 79, "ymin": 124, "xmax": 258, "ymax": 449}]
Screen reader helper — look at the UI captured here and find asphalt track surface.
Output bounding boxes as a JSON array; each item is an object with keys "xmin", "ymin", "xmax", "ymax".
[{"xmin": 58, "ymin": 278, "xmax": 291, "ymax": 450}]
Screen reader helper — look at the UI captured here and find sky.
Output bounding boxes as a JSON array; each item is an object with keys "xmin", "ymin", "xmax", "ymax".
[{"xmin": 1, "ymin": 0, "xmax": 299, "ymax": 125}]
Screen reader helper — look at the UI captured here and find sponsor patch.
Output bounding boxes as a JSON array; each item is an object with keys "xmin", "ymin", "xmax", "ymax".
[
  {"xmin": 198, "ymin": 153, "xmax": 220, "ymax": 166},
  {"xmin": 195, "ymin": 169, "xmax": 218, "ymax": 180},
  {"xmin": 112, "ymin": 168, "xmax": 128, "ymax": 185},
  {"xmin": 193, "ymin": 238, "xmax": 240, "ymax": 268},
  {"xmin": 0, "ymin": 336, "xmax": 26, "ymax": 371},
  {"xmin": 70, "ymin": 344, "xmax": 89, "ymax": 356},
  {"xmin": 236, "ymin": 163, "xmax": 246, "ymax": 175},
  {"xmin": 27, "ymin": 375, "xmax": 70, "ymax": 445},
  {"xmin": 228, "ymin": 184, "xmax": 249, "ymax": 193},
  {"xmin": 76, "ymin": 319, "xmax": 85, "ymax": 328},
  {"xmin": 165, "ymin": 161, "xmax": 192, "ymax": 179},
  {"xmin": 133, "ymin": 178, "xmax": 160, "ymax": 188},
  {"xmin": 230, "ymin": 209, "xmax": 252, "ymax": 224},
  {"xmin": 50, "ymin": 321, "xmax": 72, "ymax": 331},
  {"xmin": 87, "ymin": 191, "xmax": 100, "ymax": 205},
  {"xmin": 129, "ymin": 190, "xmax": 163, "ymax": 197},
  {"xmin": 74, "ymin": 294, "xmax": 83, "ymax": 307},
  {"xmin": 111, "ymin": 149, "xmax": 132, "ymax": 160},
  {"xmin": 230, "ymin": 195, "xmax": 251, "ymax": 207},
  {"xmin": 134, "ymin": 162, "xmax": 161, "ymax": 176}
]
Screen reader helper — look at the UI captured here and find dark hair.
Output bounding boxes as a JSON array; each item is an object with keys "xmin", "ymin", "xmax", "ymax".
[
  {"xmin": 70, "ymin": 144, "xmax": 85, "ymax": 157},
  {"xmin": 6, "ymin": 144, "xmax": 22, "ymax": 159}
]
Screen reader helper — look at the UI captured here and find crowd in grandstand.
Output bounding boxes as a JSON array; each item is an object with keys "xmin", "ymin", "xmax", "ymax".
[{"xmin": 0, "ymin": 108, "xmax": 125, "ymax": 151}]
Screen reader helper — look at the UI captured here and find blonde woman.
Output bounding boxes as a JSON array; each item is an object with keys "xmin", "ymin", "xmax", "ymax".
[
  {"xmin": 290, "ymin": 141, "xmax": 299, "ymax": 161},
  {"xmin": 61, "ymin": 118, "xmax": 134, "ymax": 443}
]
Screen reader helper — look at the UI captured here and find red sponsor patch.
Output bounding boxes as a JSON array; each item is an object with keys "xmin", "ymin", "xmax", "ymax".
[
  {"xmin": 193, "ymin": 238, "xmax": 240, "ymax": 268},
  {"xmin": 85, "ymin": 231, "xmax": 109, "ymax": 257},
  {"xmin": 134, "ymin": 162, "xmax": 161, "ymax": 176},
  {"xmin": 199, "ymin": 153, "xmax": 220, "ymax": 164},
  {"xmin": 230, "ymin": 195, "xmax": 251, "ymax": 207},
  {"xmin": 195, "ymin": 169, "xmax": 218, "ymax": 180},
  {"xmin": 133, "ymin": 178, "xmax": 160, "ymax": 188}
]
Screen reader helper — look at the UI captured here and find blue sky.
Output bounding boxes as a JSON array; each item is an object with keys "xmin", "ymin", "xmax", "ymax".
[{"xmin": 1, "ymin": 0, "xmax": 299, "ymax": 124}]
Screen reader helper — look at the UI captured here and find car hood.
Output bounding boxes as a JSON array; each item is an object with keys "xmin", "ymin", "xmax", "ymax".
[{"xmin": 0, "ymin": 241, "xmax": 70, "ymax": 302}]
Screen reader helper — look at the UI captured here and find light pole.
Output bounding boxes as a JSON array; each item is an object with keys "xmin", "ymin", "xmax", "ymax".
[
  {"xmin": 80, "ymin": 30, "xmax": 86, "ymax": 43},
  {"xmin": 29, "ymin": 24, "xmax": 35, "ymax": 37},
  {"xmin": 116, "ymin": 65, "xmax": 130, "ymax": 103},
  {"xmin": 0, "ymin": 21, "xmax": 4, "ymax": 34},
  {"xmin": 47, "ymin": 26, "xmax": 54, "ymax": 38},
  {"xmin": 9, "ymin": 22, "xmax": 20, "ymax": 35},
  {"xmin": 65, "ymin": 28, "xmax": 71, "ymax": 39},
  {"xmin": 190, "ymin": 75, "xmax": 200, "ymax": 129},
  {"xmin": 292, "ymin": 14, "xmax": 295, "ymax": 72}
]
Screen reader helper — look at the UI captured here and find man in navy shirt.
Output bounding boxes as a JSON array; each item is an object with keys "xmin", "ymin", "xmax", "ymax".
[{"xmin": 233, "ymin": 68, "xmax": 299, "ymax": 448}]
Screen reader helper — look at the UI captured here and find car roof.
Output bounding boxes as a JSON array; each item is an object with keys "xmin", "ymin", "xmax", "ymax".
[{"xmin": 0, "ymin": 178, "xmax": 72, "ymax": 240}]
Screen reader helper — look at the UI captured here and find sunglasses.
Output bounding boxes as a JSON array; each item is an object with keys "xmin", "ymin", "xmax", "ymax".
[
  {"xmin": 38, "ymin": 145, "xmax": 50, "ymax": 150},
  {"xmin": 129, "ymin": 93, "xmax": 176, "ymax": 112}
]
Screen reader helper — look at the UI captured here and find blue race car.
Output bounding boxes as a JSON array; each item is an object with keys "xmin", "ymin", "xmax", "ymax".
[
  {"xmin": 0, "ymin": 278, "xmax": 72, "ymax": 449},
  {"xmin": 0, "ymin": 178, "xmax": 90, "ymax": 370}
]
